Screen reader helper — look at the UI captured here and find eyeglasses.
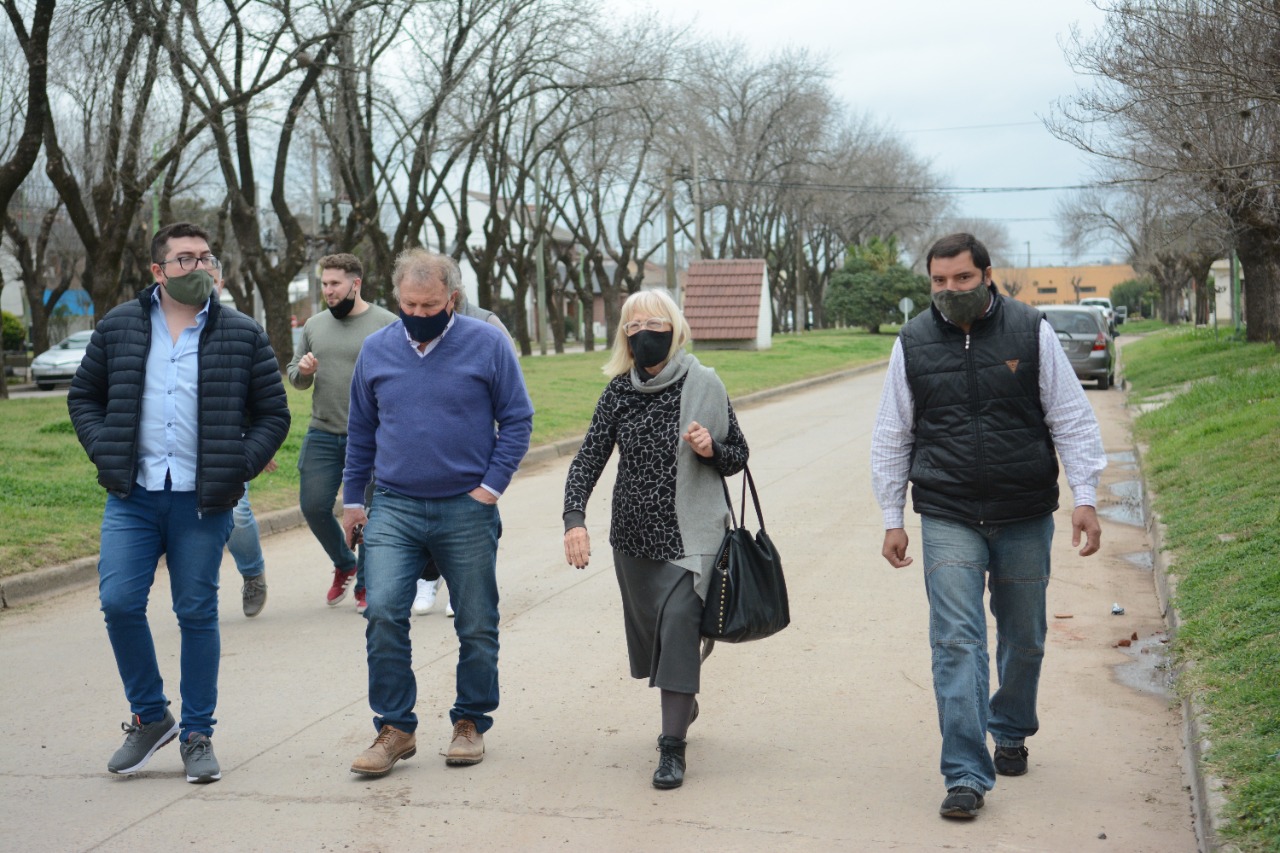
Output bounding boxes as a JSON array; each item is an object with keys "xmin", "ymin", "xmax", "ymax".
[
  {"xmin": 159, "ymin": 255, "xmax": 221, "ymax": 272},
  {"xmin": 622, "ymin": 317, "xmax": 673, "ymax": 336}
]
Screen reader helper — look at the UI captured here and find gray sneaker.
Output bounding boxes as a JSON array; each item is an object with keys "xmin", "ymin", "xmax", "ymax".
[
  {"xmin": 179, "ymin": 733, "xmax": 222, "ymax": 783},
  {"xmin": 108, "ymin": 709, "xmax": 179, "ymax": 774},
  {"xmin": 242, "ymin": 573, "xmax": 267, "ymax": 618}
]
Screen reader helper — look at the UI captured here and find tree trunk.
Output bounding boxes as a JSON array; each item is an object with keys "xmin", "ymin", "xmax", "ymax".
[{"xmin": 1235, "ymin": 229, "xmax": 1280, "ymax": 344}]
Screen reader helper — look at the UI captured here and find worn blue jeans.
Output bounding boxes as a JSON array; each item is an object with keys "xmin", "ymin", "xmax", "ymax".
[
  {"xmin": 362, "ymin": 488, "xmax": 501, "ymax": 735},
  {"xmin": 298, "ymin": 429, "xmax": 364, "ymax": 590},
  {"xmin": 226, "ymin": 485, "xmax": 264, "ymax": 577},
  {"xmin": 98, "ymin": 487, "xmax": 234, "ymax": 739},
  {"xmin": 920, "ymin": 513, "xmax": 1053, "ymax": 794}
]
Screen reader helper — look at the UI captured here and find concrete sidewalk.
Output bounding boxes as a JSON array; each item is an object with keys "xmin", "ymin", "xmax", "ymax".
[{"xmin": 0, "ymin": 364, "xmax": 1199, "ymax": 851}]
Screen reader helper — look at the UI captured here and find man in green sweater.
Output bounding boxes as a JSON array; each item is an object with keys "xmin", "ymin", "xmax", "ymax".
[{"xmin": 287, "ymin": 254, "xmax": 397, "ymax": 612}]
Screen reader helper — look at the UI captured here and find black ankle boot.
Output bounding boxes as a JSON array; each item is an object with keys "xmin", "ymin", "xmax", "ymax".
[{"xmin": 652, "ymin": 735, "xmax": 686, "ymax": 789}]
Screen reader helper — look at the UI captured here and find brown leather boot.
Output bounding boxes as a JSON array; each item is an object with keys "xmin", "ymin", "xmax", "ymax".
[
  {"xmin": 445, "ymin": 719, "xmax": 485, "ymax": 765},
  {"xmin": 350, "ymin": 725, "xmax": 416, "ymax": 777}
]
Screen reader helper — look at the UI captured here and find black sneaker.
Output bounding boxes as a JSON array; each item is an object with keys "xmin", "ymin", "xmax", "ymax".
[
  {"xmin": 994, "ymin": 744, "xmax": 1029, "ymax": 776},
  {"xmin": 179, "ymin": 733, "xmax": 222, "ymax": 783},
  {"xmin": 108, "ymin": 709, "xmax": 179, "ymax": 774},
  {"xmin": 939, "ymin": 786, "xmax": 984, "ymax": 819},
  {"xmin": 242, "ymin": 573, "xmax": 267, "ymax": 618}
]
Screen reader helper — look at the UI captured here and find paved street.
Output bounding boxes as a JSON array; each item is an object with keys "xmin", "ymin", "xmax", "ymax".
[{"xmin": 0, "ymin": 367, "xmax": 1196, "ymax": 851}]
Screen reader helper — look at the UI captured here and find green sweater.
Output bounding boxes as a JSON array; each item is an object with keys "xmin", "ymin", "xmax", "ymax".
[{"xmin": 287, "ymin": 304, "xmax": 397, "ymax": 435}]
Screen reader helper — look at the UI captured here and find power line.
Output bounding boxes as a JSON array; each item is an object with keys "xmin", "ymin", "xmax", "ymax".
[
  {"xmin": 705, "ymin": 177, "xmax": 1113, "ymax": 195},
  {"xmin": 900, "ymin": 120, "xmax": 1045, "ymax": 134}
]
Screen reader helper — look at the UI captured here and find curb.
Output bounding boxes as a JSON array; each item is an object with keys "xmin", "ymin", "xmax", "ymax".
[
  {"xmin": 1131, "ymin": 409, "xmax": 1223, "ymax": 852},
  {"xmin": 1, "ymin": 361, "xmax": 887, "ymax": 608}
]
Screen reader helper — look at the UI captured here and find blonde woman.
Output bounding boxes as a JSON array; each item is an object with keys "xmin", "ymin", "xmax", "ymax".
[{"xmin": 563, "ymin": 289, "xmax": 749, "ymax": 789}]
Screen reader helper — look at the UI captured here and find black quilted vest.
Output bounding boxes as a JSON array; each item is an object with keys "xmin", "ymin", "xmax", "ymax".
[{"xmin": 900, "ymin": 288, "xmax": 1059, "ymax": 524}]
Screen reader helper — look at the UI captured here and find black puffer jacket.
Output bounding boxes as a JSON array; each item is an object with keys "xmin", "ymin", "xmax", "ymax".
[{"xmin": 68, "ymin": 285, "xmax": 290, "ymax": 513}]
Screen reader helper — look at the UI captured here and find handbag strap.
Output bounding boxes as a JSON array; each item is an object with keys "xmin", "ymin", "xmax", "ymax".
[{"xmin": 720, "ymin": 465, "xmax": 765, "ymax": 531}]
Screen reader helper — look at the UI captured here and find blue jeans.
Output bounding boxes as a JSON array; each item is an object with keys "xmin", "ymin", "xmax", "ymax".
[
  {"xmin": 920, "ymin": 513, "xmax": 1053, "ymax": 794},
  {"xmin": 226, "ymin": 485, "xmax": 264, "ymax": 577},
  {"xmin": 298, "ymin": 429, "xmax": 364, "ymax": 590},
  {"xmin": 98, "ymin": 487, "xmax": 234, "ymax": 739},
  {"xmin": 362, "ymin": 488, "xmax": 502, "ymax": 735}
]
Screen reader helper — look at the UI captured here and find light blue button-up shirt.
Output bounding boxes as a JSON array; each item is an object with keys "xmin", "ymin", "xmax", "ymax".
[{"xmin": 136, "ymin": 290, "xmax": 208, "ymax": 492}]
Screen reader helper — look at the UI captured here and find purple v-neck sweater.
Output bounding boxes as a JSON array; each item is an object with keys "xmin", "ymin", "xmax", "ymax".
[{"xmin": 343, "ymin": 314, "xmax": 534, "ymax": 503}]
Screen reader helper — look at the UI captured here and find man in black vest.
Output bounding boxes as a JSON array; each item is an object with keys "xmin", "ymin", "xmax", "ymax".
[{"xmin": 870, "ymin": 233, "xmax": 1105, "ymax": 819}]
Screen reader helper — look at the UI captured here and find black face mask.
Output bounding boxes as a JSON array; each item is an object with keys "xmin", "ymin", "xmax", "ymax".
[
  {"xmin": 328, "ymin": 281, "xmax": 357, "ymax": 319},
  {"xmin": 401, "ymin": 307, "xmax": 451, "ymax": 343},
  {"xmin": 628, "ymin": 329, "xmax": 673, "ymax": 370}
]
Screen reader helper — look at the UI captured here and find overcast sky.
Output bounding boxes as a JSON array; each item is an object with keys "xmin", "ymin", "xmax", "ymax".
[{"xmin": 615, "ymin": 0, "xmax": 1117, "ymax": 268}]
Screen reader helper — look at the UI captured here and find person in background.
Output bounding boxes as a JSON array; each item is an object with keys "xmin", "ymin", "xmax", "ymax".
[
  {"xmin": 563, "ymin": 288, "xmax": 749, "ymax": 790},
  {"xmin": 870, "ymin": 232, "xmax": 1106, "ymax": 820},
  {"xmin": 287, "ymin": 254, "xmax": 396, "ymax": 614},
  {"xmin": 226, "ymin": 460, "xmax": 278, "ymax": 618},
  {"xmin": 68, "ymin": 221, "xmax": 289, "ymax": 784}
]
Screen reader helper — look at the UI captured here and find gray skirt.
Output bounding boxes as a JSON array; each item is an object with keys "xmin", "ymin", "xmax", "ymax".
[{"xmin": 613, "ymin": 551, "xmax": 702, "ymax": 694}]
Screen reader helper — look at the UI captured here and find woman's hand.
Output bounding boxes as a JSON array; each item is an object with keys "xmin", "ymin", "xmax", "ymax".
[
  {"xmin": 683, "ymin": 421, "xmax": 714, "ymax": 458},
  {"xmin": 564, "ymin": 526, "xmax": 591, "ymax": 569}
]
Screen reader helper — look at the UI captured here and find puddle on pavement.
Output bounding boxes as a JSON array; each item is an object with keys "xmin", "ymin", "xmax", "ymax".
[
  {"xmin": 1114, "ymin": 631, "xmax": 1174, "ymax": 698},
  {"xmin": 1100, "ymin": 479, "xmax": 1146, "ymax": 527},
  {"xmin": 1121, "ymin": 551, "xmax": 1154, "ymax": 570}
]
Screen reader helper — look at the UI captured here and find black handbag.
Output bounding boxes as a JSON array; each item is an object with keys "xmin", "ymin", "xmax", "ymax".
[{"xmin": 700, "ymin": 465, "xmax": 790, "ymax": 643}]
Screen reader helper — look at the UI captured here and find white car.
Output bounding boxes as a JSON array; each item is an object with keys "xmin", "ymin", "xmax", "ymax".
[
  {"xmin": 30, "ymin": 329, "xmax": 94, "ymax": 390},
  {"xmin": 1078, "ymin": 298, "xmax": 1118, "ymax": 335}
]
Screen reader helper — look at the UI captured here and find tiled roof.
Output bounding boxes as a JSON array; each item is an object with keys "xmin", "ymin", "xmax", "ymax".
[{"xmin": 683, "ymin": 259, "xmax": 766, "ymax": 340}]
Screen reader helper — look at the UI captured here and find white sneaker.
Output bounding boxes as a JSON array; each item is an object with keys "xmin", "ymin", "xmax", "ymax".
[
  {"xmin": 444, "ymin": 582, "xmax": 455, "ymax": 618},
  {"xmin": 412, "ymin": 578, "xmax": 437, "ymax": 615}
]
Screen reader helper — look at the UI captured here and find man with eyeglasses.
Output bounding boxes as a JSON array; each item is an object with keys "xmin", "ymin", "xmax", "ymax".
[{"xmin": 68, "ymin": 221, "xmax": 290, "ymax": 784}]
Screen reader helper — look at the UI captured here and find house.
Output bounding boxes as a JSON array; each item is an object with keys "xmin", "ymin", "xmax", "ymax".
[{"xmin": 682, "ymin": 259, "xmax": 771, "ymax": 351}]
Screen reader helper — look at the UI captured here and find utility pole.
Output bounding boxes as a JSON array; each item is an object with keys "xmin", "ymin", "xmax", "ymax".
[
  {"xmin": 309, "ymin": 131, "xmax": 321, "ymax": 309},
  {"xmin": 1026, "ymin": 241, "xmax": 1031, "ymax": 268},
  {"xmin": 692, "ymin": 147, "xmax": 704, "ymax": 259},
  {"xmin": 665, "ymin": 167, "xmax": 678, "ymax": 302},
  {"xmin": 534, "ymin": 173, "xmax": 548, "ymax": 356}
]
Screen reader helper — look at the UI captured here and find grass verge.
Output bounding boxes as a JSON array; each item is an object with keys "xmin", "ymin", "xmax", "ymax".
[
  {"xmin": 0, "ymin": 328, "xmax": 894, "ymax": 576},
  {"xmin": 1124, "ymin": 327, "xmax": 1280, "ymax": 851}
]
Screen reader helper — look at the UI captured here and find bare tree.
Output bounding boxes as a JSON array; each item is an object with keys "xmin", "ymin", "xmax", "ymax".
[
  {"xmin": 1055, "ymin": 0, "xmax": 1280, "ymax": 342},
  {"xmin": 1056, "ymin": 166, "xmax": 1228, "ymax": 322},
  {"xmin": 155, "ymin": 0, "xmax": 370, "ymax": 365}
]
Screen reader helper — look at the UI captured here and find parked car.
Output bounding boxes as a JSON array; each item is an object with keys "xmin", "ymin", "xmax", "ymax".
[
  {"xmin": 30, "ymin": 329, "xmax": 94, "ymax": 390},
  {"xmin": 1078, "ymin": 297, "xmax": 1118, "ymax": 335},
  {"xmin": 1040, "ymin": 305, "xmax": 1116, "ymax": 390},
  {"xmin": 1113, "ymin": 305, "xmax": 1128, "ymax": 325}
]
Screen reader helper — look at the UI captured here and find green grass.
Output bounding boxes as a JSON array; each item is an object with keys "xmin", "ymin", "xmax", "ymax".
[
  {"xmin": 0, "ymin": 328, "xmax": 894, "ymax": 575},
  {"xmin": 1125, "ymin": 329, "xmax": 1280, "ymax": 851}
]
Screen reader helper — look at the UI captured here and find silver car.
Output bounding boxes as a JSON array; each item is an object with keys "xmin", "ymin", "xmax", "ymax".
[
  {"xmin": 1040, "ymin": 305, "xmax": 1116, "ymax": 390},
  {"xmin": 30, "ymin": 329, "xmax": 94, "ymax": 390}
]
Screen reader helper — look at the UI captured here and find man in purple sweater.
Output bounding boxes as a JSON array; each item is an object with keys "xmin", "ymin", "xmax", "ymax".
[{"xmin": 342, "ymin": 248, "xmax": 534, "ymax": 777}]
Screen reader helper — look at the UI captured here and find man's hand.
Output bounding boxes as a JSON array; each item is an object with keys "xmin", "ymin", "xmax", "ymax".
[
  {"xmin": 882, "ymin": 528, "xmax": 913, "ymax": 568},
  {"xmin": 468, "ymin": 486, "xmax": 498, "ymax": 505},
  {"xmin": 342, "ymin": 506, "xmax": 368, "ymax": 549},
  {"xmin": 564, "ymin": 526, "xmax": 591, "ymax": 569},
  {"xmin": 297, "ymin": 352, "xmax": 319, "ymax": 376},
  {"xmin": 1071, "ymin": 505, "xmax": 1102, "ymax": 556},
  {"xmin": 263, "ymin": 458, "xmax": 278, "ymax": 474}
]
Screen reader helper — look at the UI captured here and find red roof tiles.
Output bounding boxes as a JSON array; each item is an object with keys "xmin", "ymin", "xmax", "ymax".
[{"xmin": 683, "ymin": 259, "xmax": 767, "ymax": 340}]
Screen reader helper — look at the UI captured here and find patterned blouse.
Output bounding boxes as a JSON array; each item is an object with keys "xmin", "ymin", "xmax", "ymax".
[{"xmin": 563, "ymin": 373, "xmax": 749, "ymax": 561}]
